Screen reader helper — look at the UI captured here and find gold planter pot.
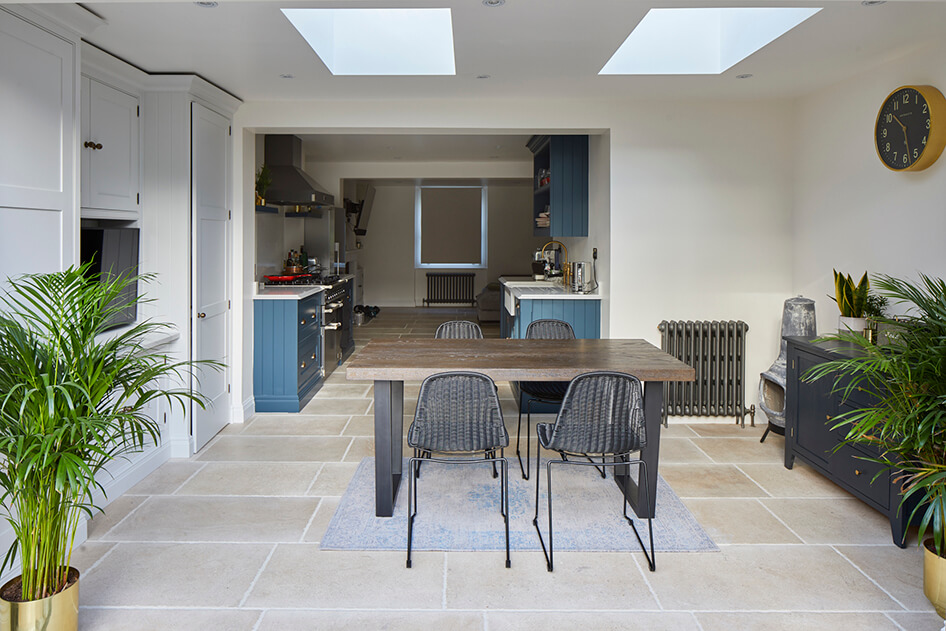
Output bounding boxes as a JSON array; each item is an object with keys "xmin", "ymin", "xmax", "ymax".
[
  {"xmin": 0, "ymin": 568, "xmax": 79, "ymax": 631},
  {"xmin": 924, "ymin": 539, "xmax": 946, "ymax": 619}
]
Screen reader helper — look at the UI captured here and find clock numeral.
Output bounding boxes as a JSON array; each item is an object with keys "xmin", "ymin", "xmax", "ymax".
[
  {"xmin": 914, "ymin": 148, "xmax": 919, "ymax": 159},
  {"xmin": 923, "ymin": 135, "xmax": 928, "ymax": 146},
  {"xmin": 923, "ymin": 103, "xmax": 928, "ymax": 114},
  {"xmin": 903, "ymin": 93, "xmax": 910, "ymax": 104},
  {"xmin": 893, "ymin": 100, "xmax": 899, "ymax": 111},
  {"xmin": 893, "ymin": 151, "xmax": 898, "ymax": 161},
  {"xmin": 885, "ymin": 142, "xmax": 891, "ymax": 152},
  {"xmin": 882, "ymin": 128, "xmax": 887, "ymax": 138},
  {"xmin": 904, "ymin": 154, "xmax": 909, "ymax": 164},
  {"xmin": 927, "ymin": 119, "xmax": 931, "ymax": 130},
  {"xmin": 886, "ymin": 113, "xmax": 893, "ymax": 124}
]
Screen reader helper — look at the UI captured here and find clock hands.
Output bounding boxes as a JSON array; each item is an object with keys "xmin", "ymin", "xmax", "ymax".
[{"xmin": 893, "ymin": 113, "xmax": 910, "ymax": 158}]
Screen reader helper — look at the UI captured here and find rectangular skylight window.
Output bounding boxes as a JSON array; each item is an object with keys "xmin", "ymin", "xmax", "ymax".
[
  {"xmin": 599, "ymin": 7, "xmax": 821, "ymax": 75},
  {"xmin": 281, "ymin": 8, "xmax": 456, "ymax": 76}
]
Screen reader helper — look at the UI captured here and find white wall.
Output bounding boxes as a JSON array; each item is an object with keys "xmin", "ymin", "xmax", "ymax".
[{"xmin": 793, "ymin": 41, "xmax": 946, "ymax": 332}]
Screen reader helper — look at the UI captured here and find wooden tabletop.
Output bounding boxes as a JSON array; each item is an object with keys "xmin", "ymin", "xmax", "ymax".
[{"xmin": 345, "ymin": 338, "xmax": 695, "ymax": 382}]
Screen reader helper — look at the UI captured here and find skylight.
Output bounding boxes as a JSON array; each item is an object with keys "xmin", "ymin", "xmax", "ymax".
[
  {"xmin": 599, "ymin": 7, "xmax": 821, "ymax": 75},
  {"xmin": 281, "ymin": 8, "xmax": 456, "ymax": 76}
]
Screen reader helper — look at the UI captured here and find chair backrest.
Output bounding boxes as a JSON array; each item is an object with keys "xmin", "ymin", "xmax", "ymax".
[
  {"xmin": 435, "ymin": 320, "xmax": 484, "ymax": 339},
  {"xmin": 544, "ymin": 371, "xmax": 645, "ymax": 455},
  {"xmin": 525, "ymin": 319, "xmax": 575, "ymax": 340},
  {"xmin": 408, "ymin": 371, "xmax": 508, "ymax": 452}
]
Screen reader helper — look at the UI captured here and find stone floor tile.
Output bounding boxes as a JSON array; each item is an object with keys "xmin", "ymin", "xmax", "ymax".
[
  {"xmin": 258, "ymin": 609, "xmax": 483, "ymax": 630},
  {"xmin": 301, "ymin": 397, "xmax": 372, "ymax": 415},
  {"xmin": 308, "ymin": 462, "xmax": 358, "ymax": 496},
  {"xmin": 343, "ymin": 437, "xmax": 375, "ymax": 461},
  {"xmin": 762, "ymin": 498, "xmax": 894, "ymax": 545},
  {"xmin": 70, "ymin": 541, "xmax": 117, "ymax": 574},
  {"xmin": 81, "ymin": 542, "xmax": 272, "ymax": 607},
  {"xmin": 836, "ymin": 544, "xmax": 933, "ymax": 611},
  {"xmin": 885, "ymin": 612, "xmax": 946, "ymax": 631},
  {"xmin": 645, "ymin": 545, "xmax": 898, "ymax": 611},
  {"xmin": 125, "ymin": 461, "xmax": 204, "ymax": 495},
  {"xmin": 739, "ymin": 462, "xmax": 854, "ymax": 498},
  {"xmin": 658, "ymin": 437, "xmax": 713, "ymax": 464},
  {"xmin": 102, "ymin": 496, "xmax": 320, "ymax": 542},
  {"xmin": 243, "ymin": 546, "xmax": 445, "ymax": 608},
  {"xmin": 78, "ymin": 608, "xmax": 261, "ymax": 631},
  {"xmin": 344, "ymin": 415, "xmax": 374, "ymax": 436},
  {"xmin": 176, "ymin": 462, "xmax": 322, "ymax": 496},
  {"xmin": 444, "ymin": 551, "xmax": 658, "ymax": 610},
  {"xmin": 487, "ymin": 611, "xmax": 696, "ymax": 630},
  {"xmin": 315, "ymin": 383, "xmax": 373, "ymax": 398},
  {"xmin": 195, "ymin": 435, "xmax": 352, "ymax": 462},
  {"xmin": 688, "ymin": 423, "xmax": 768, "ymax": 439},
  {"xmin": 659, "ymin": 464, "xmax": 766, "ymax": 498},
  {"xmin": 305, "ymin": 496, "xmax": 340, "ymax": 543},
  {"xmin": 242, "ymin": 414, "xmax": 350, "ymax": 436},
  {"xmin": 696, "ymin": 612, "xmax": 900, "ymax": 631},
  {"xmin": 682, "ymin": 498, "xmax": 802, "ymax": 544},
  {"xmin": 87, "ymin": 495, "xmax": 148, "ymax": 540},
  {"xmin": 689, "ymin": 436, "xmax": 785, "ymax": 463}
]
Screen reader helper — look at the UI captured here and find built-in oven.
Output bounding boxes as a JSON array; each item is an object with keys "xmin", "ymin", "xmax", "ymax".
[{"xmin": 321, "ymin": 283, "xmax": 346, "ymax": 377}]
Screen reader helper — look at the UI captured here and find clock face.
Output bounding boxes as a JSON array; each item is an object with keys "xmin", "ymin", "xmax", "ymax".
[{"xmin": 875, "ymin": 85, "xmax": 946, "ymax": 171}]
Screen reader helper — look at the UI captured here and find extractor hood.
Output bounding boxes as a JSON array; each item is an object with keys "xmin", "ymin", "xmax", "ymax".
[{"xmin": 263, "ymin": 135, "xmax": 336, "ymax": 208}]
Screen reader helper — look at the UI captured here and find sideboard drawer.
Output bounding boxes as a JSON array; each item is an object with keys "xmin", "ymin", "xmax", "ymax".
[{"xmin": 829, "ymin": 442, "xmax": 889, "ymax": 510}]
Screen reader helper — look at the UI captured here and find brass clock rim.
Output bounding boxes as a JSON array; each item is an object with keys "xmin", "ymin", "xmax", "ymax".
[{"xmin": 875, "ymin": 84, "xmax": 946, "ymax": 172}]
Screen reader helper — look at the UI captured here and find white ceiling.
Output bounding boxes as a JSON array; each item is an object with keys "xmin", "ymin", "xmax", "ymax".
[{"xmin": 47, "ymin": 0, "xmax": 946, "ymax": 160}]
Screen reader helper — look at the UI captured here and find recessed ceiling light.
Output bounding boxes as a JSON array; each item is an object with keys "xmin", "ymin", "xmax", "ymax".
[
  {"xmin": 279, "ymin": 74, "xmax": 294, "ymax": 79},
  {"xmin": 736, "ymin": 73, "xmax": 753, "ymax": 79},
  {"xmin": 476, "ymin": 74, "xmax": 491, "ymax": 79},
  {"xmin": 600, "ymin": 7, "xmax": 821, "ymax": 75},
  {"xmin": 281, "ymin": 8, "xmax": 456, "ymax": 76},
  {"xmin": 194, "ymin": 1, "xmax": 218, "ymax": 7},
  {"xmin": 861, "ymin": 1, "xmax": 886, "ymax": 5},
  {"xmin": 483, "ymin": 0, "xmax": 506, "ymax": 7}
]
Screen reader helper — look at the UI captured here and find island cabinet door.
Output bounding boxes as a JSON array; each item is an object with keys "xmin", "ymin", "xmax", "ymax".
[
  {"xmin": 789, "ymin": 348, "xmax": 839, "ymax": 467},
  {"xmin": 512, "ymin": 299, "xmax": 600, "ymax": 339}
]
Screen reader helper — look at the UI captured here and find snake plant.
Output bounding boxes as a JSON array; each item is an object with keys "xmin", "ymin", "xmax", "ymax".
[{"xmin": 833, "ymin": 270, "xmax": 869, "ymax": 317}]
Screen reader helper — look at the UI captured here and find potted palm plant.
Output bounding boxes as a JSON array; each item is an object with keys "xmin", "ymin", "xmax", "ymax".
[
  {"xmin": 0, "ymin": 266, "xmax": 213, "ymax": 630},
  {"xmin": 806, "ymin": 273, "xmax": 946, "ymax": 618},
  {"xmin": 832, "ymin": 269, "xmax": 870, "ymax": 334}
]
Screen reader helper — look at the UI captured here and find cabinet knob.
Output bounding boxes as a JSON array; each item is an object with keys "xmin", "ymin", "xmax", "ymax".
[
  {"xmin": 84, "ymin": 141, "xmax": 103, "ymax": 150},
  {"xmin": 311, "ymin": 353, "xmax": 316, "ymax": 360},
  {"xmin": 854, "ymin": 469, "xmax": 862, "ymax": 476},
  {"xmin": 825, "ymin": 414, "xmax": 832, "ymax": 421},
  {"xmin": 197, "ymin": 312, "xmax": 206, "ymax": 319},
  {"xmin": 301, "ymin": 361, "xmax": 306, "ymax": 369},
  {"xmin": 311, "ymin": 314, "xmax": 317, "ymax": 319},
  {"xmin": 301, "ymin": 319, "xmax": 306, "ymax": 325}
]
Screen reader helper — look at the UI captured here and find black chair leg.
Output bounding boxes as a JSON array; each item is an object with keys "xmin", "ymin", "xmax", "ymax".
[
  {"xmin": 532, "ymin": 446, "xmax": 555, "ymax": 572},
  {"xmin": 487, "ymin": 450, "xmax": 498, "ymax": 478},
  {"xmin": 407, "ymin": 457, "xmax": 420, "ymax": 568},
  {"xmin": 516, "ymin": 397, "xmax": 534, "ymax": 480},
  {"xmin": 501, "ymin": 457, "xmax": 510, "ymax": 568},
  {"xmin": 760, "ymin": 425, "xmax": 771, "ymax": 443}
]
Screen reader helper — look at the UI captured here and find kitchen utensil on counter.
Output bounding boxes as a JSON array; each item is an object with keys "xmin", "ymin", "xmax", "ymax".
[
  {"xmin": 284, "ymin": 265, "xmax": 306, "ymax": 275},
  {"xmin": 531, "ymin": 261, "xmax": 546, "ymax": 280},
  {"xmin": 570, "ymin": 261, "xmax": 589, "ymax": 293}
]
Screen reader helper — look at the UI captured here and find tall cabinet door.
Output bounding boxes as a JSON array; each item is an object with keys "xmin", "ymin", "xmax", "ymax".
[
  {"xmin": 81, "ymin": 77, "xmax": 139, "ymax": 215},
  {"xmin": 0, "ymin": 9, "xmax": 76, "ymax": 279},
  {"xmin": 191, "ymin": 102, "xmax": 231, "ymax": 451}
]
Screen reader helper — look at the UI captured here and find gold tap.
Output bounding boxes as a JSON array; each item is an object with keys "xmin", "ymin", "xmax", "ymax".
[{"xmin": 541, "ymin": 240, "xmax": 569, "ymax": 287}]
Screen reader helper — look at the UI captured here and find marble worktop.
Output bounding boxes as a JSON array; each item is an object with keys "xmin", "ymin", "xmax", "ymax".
[{"xmin": 253, "ymin": 274, "xmax": 355, "ymax": 301}]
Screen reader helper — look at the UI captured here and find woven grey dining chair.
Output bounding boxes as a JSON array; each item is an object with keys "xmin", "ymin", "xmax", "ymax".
[
  {"xmin": 515, "ymin": 319, "xmax": 575, "ymax": 480},
  {"xmin": 406, "ymin": 371, "xmax": 511, "ymax": 569},
  {"xmin": 435, "ymin": 320, "xmax": 483, "ymax": 339},
  {"xmin": 532, "ymin": 371, "xmax": 654, "ymax": 572}
]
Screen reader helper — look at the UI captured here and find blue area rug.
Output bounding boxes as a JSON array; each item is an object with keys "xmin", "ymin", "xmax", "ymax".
[{"xmin": 321, "ymin": 457, "xmax": 718, "ymax": 553}]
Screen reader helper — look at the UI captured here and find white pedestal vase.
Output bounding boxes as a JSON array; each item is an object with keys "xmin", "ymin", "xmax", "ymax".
[{"xmin": 838, "ymin": 316, "xmax": 868, "ymax": 335}]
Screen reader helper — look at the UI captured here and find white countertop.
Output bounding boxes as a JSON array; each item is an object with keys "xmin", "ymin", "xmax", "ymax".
[
  {"xmin": 254, "ymin": 285, "xmax": 327, "ymax": 301},
  {"xmin": 499, "ymin": 276, "xmax": 603, "ymax": 315}
]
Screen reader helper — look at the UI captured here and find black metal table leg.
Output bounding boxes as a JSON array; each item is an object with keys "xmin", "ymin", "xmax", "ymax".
[
  {"xmin": 613, "ymin": 380, "xmax": 662, "ymax": 519},
  {"xmin": 374, "ymin": 379, "xmax": 404, "ymax": 517}
]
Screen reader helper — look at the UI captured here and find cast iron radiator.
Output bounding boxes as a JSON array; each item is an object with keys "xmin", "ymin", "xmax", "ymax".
[
  {"xmin": 424, "ymin": 272, "xmax": 476, "ymax": 307},
  {"xmin": 658, "ymin": 320, "xmax": 756, "ymax": 427}
]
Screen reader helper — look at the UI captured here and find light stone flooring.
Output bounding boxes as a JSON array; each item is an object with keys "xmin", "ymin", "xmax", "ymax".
[{"xmin": 74, "ymin": 308, "xmax": 944, "ymax": 630}]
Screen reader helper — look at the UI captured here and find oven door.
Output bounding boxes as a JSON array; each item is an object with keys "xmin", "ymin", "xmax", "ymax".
[{"xmin": 322, "ymin": 296, "xmax": 342, "ymax": 377}]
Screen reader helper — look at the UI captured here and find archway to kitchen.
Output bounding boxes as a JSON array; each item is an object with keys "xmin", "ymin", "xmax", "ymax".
[{"xmin": 234, "ymin": 128, "xmax": 611, "ymax": 422}]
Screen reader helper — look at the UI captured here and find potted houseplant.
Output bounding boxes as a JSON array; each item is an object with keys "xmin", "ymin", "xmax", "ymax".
[
  {"xmin": 255, "ymin": 163, "xmax": 272, "ymax": 207},
  {"xmin": 0, "ymin": 266, "xmax": 213, "ymax": 630},
  {"xmin": 832, "ymin": 269, "xmax": 870, "ymax": 334},
  {"xmin": 806, "ymin": 273, "xmax": 946, "ymax": 618},
  {"xmin": 863, "ymin": 291, "xmax": 890, "ymax": 345}
]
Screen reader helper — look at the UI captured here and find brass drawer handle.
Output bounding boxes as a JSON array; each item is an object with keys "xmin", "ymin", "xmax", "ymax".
[
  {"xmin": 854, "ymin": 469, "xmax": 862, "ymax": 476},
  {"xmin": 300, "ymin": 361, "xmax": 306, "ymax": 369},
  {"xmin": 826, "ymin": 414, "xmax": 832, "ymax": 421},
  {"xmin": 84, "ymin": 141, "xmax": 103, "ymax": 150}
]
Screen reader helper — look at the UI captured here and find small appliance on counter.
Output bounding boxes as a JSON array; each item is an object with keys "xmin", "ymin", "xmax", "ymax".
[{"xmin": 570, "ymin": 261, "xmax": 589, "ymax": 293}]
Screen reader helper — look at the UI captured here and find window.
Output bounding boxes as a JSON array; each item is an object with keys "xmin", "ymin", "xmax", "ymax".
[{"xmin": 415, "ymin": 186, "xmax": 487, "ymax": 268}]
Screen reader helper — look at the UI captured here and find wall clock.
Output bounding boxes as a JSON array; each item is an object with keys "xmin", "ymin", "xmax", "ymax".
[{"xmin": 875, "ymin": 85, "xmax": 946, "ymax": 171}]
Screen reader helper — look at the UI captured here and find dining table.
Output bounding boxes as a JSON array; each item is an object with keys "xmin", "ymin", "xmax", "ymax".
[{"xmin": 345, "ymin": 338, "xmax": 695, "ymax": 517}]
